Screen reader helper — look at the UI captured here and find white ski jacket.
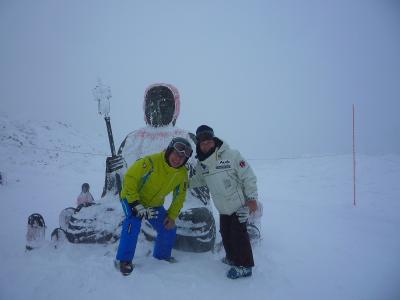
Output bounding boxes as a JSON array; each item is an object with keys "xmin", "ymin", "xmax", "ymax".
[{"xmin": 190, "ymin": 140, "xmax": 258, "ymax": 215}]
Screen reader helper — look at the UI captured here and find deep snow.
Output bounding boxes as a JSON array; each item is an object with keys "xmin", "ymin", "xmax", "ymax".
[{"xmin": 0, "ymin": 116, "xmax": 399, "ymax": 300}]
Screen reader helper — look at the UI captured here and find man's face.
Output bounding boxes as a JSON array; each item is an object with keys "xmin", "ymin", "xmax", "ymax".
[
  {"xmin": 199, "ymin": 139, "xmax": 215, "ymax": 154},
  {"xmin": 168, "ymin": 149, "xmax": 187, "ymax": 168}
]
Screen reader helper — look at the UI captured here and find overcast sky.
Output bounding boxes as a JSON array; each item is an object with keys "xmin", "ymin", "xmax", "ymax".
[{"xmin": 1, "ymin": 0, "xmax": 399, "ymax": 158}]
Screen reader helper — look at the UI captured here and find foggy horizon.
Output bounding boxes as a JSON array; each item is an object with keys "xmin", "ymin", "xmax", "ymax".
[{"xmin": 1, "ymin": 0, "xmax": 399, "ymax": 158}]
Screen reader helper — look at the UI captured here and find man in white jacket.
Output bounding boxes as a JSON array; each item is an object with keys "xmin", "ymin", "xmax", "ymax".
[{"xmin": 190, "ymin": 125, "xmax": 258, "ymax": 279}]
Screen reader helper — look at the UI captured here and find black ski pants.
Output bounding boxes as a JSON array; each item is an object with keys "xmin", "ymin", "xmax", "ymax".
[{"xmin": 220, "ymin": 214, "xmax": 254, "ymax": 268}]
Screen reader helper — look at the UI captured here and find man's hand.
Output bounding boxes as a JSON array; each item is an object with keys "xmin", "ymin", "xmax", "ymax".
[
  {"xmin": 132, "ymin": 202, "xmax": 147, "ymax": 218},
  {"xmin": 145, "ymin": 207, "xmax": 158, "ymax": 219},
  {"xmin": 246, "ymin": 199, "xmax": 258, "ymax": 214},
  {"xmin": 130, "ymin": 201, "xmax": 158, "ymax": 219},
  {"xmin": 106, "ymin": 155, "xmax": 125, "ymax": 173},
  {"xmin": 163, "ymin": 216, "xmax": 175, "ymax": 230},
  {"xmin": 236, "ymin": 206, "xmax": 250, "ymax": 223},
  {"xmin": 103, "ymin": 155, "xmax": 125, "ymax": 196}
]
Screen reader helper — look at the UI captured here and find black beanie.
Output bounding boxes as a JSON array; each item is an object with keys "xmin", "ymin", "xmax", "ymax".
[{"xmin": 196, "ymin": 125, "xmax": 214, "ymax": 142}]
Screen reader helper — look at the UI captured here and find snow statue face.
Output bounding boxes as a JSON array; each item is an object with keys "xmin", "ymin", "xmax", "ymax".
[{"xmin": 144, "ymin": 86, "xmax": 175, "ymax": 127}]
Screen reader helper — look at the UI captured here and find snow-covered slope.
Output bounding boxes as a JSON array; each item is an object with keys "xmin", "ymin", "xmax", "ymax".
[
  {"xmin": 0, "ymin": 117, "xmax": 399, "ymax": 300},
  {"xmin": 0, "ymin": 115, "xmax": 107, "ymax": 249},
  {"xmin": 0, "ymin": 115, "xmax": 107, "ymax": 167}
]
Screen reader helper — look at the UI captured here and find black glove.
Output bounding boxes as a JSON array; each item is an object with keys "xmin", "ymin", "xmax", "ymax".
[
  {"xmin": 130, "ymin": 201, "xmax": 158, "ymax": 219},
  {"xmin": 106, "ymin": 155, "xmax": 125, "ymax": 173}
]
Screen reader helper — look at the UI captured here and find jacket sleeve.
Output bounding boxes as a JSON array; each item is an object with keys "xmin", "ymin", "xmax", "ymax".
[
  {"xmin": 188, "ymin": 162, "xmax": 207, "ymax": 188},
  {"xmin": 120, "ymin": 157, "xmax": 149, "ymax": 204},
  {"xmin": 167, "ymin": 173, "xmax": 189, "ymax": 220},
  {"xmin": 234, "ymin": 150, "xmax": 258, "ymax": 201}
]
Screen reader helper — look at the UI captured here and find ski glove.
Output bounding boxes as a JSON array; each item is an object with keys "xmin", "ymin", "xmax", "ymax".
[
  {"xmin": 130, "ymin": 201, "xmax": 158, "ymax": 220},
  {"xmin": 236, "ymin": 206, "xmax": 250, "ymax": 223},
  {"xmin": 106, "ymin": 155, "xmax": 125, "ymax": 173}
]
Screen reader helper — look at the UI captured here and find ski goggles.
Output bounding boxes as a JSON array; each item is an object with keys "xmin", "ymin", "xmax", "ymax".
[{"xmin": 172, "ymin": 142, "xmax": 193, "ymax": 158}]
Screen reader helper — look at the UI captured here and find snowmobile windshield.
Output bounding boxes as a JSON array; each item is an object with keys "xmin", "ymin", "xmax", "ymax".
[{"xmin": 145, "ymin": 86, "xmax": 175, "ymax": 127}]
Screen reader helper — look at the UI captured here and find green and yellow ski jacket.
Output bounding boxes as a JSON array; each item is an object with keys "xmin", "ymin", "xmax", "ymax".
[{"xmin": 120, "ymin": 151, "xmax": 188, "ymax": 220}]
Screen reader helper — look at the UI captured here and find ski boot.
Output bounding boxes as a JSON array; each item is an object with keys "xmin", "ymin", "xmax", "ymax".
[
  {"xmin": 115, "ymin": 260, "xmax": 134, "ymax": 276},
  {"xmin": 226, "ymin": 266, "xmax": 252, "ymax": 279},
  {"xmin": 162, "ymin": 257, "xmax": 178, "ymax": 263}
]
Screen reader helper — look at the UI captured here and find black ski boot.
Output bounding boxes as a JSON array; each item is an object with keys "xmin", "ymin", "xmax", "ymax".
[
  {"xmin": 226, "ymin": 266, "xmax": 252, "ymax": 279},
  {"xmin": 119, "ymin": 261, "xmax": 134, "ymax": 276},
  {"xmin": 162, "ymin": 257, "xmax": 178, "ymax": 263}
]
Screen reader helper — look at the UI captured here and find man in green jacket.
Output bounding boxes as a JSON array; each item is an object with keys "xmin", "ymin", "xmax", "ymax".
[{"xmin": 116, "ymin": 137, "xmax": 192, "ymax": 275}]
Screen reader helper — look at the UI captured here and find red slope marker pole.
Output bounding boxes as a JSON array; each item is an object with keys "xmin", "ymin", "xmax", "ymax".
[{"xmin": 353, "ymin": 104, "xmax": 356, "ymax": 206}]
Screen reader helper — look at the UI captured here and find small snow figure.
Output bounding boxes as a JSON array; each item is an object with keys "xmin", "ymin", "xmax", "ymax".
[
  {"xmin": 26, "ymin": 214, "xmax": 46, "ymax": 250},
  {"xmin": 76, "ymin": 183, "xmax": 95, "ymax": 207}
]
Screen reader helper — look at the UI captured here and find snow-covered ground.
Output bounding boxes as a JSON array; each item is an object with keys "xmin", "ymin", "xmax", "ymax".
[{"xmin": 0, "ymin": 116, "xmax": 399, "ymax": 300}]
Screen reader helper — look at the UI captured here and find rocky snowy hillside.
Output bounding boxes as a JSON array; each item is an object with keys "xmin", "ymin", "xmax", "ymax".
[
  {"xmin": 0, "ymin": 115, "xmax": 107, "ymax": 232},
  {"xmin": 0, "ymin": 115, "xmax": 107, "ymax": 168}
]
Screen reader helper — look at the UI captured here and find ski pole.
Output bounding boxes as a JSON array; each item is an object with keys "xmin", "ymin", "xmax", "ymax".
[
  {"xmin": 103, "ymin": 115, "xmax": 122, "ymax": 193},
  {"xmin": 93, "ymin": 79, "xmax": 122, "ymax": 194},
  {"xmin": 104, "ymin": 116, "xmax": 116, "ymax": 157}
]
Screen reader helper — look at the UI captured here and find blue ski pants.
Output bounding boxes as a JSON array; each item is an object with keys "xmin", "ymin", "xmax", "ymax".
[{"xmin": 116, "ymin": 199, "xmax": 177, "ymax": 262}]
